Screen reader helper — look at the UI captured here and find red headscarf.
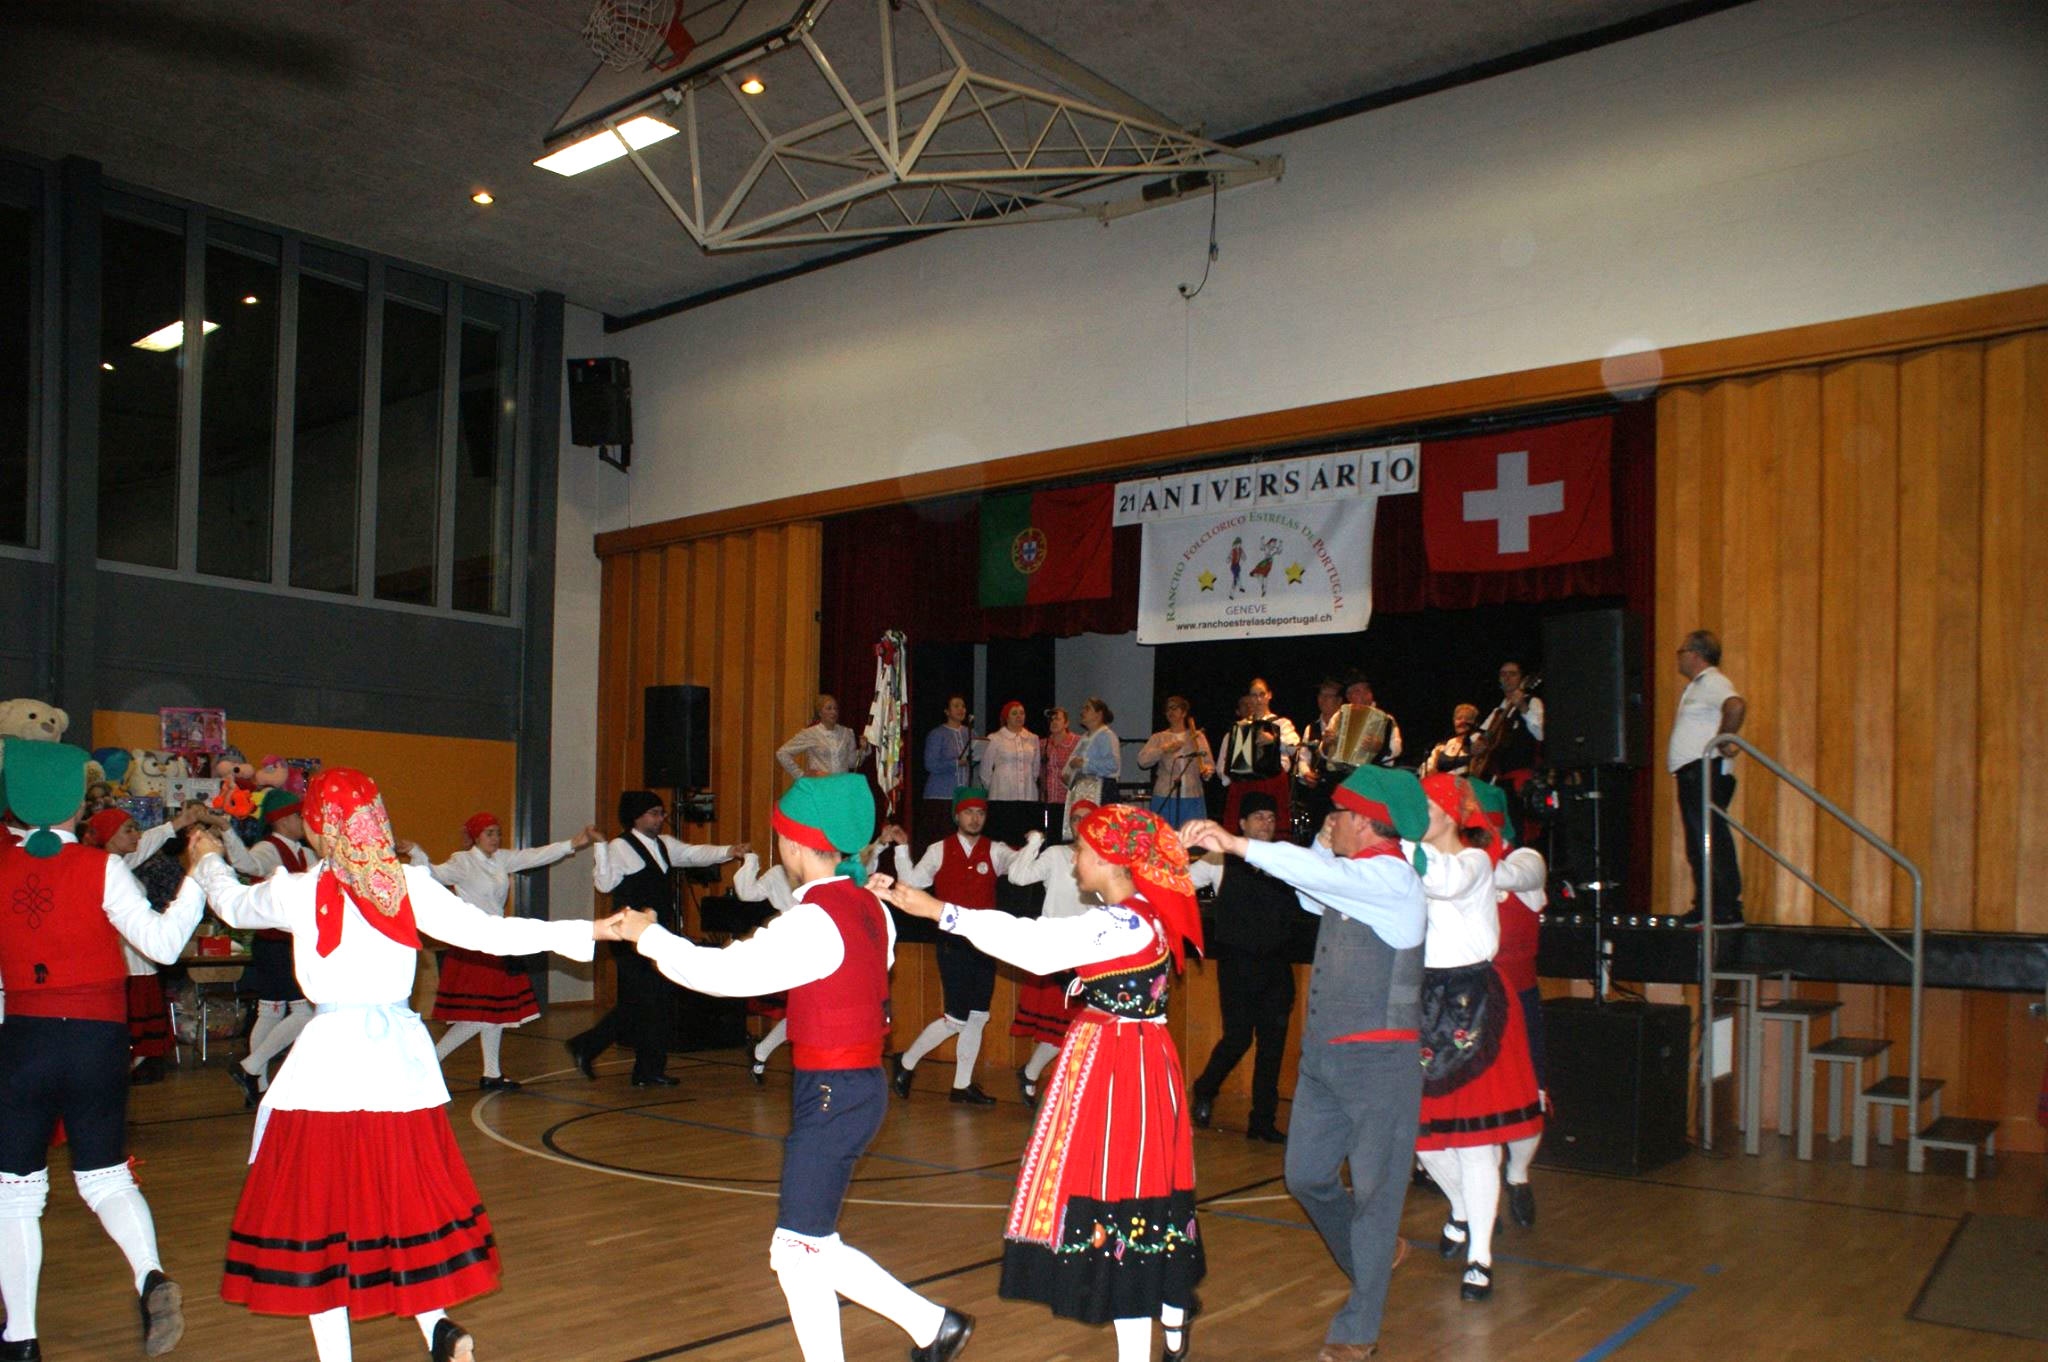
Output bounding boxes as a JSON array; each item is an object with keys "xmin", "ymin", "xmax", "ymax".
[
  {"xmin": 83, "ymin": 808, "xmax": 133, "ymax": 848},
  {"xmin": 1077, "ymin": 805, "xmax": 1202, "ymax": 969},
  {"xmin": 1067, "ymin": 798, "xmax": 1100, "ymax": 827},
  {"xmin": 1421, "ymin": 772, "xmax": 1501, "ymax": 863},
  {"xmin": 303, "ymin": 769, "xmax": 420, "ymax": 957},
  {"xmin": 463, "ymin": 812, "xmax": 500, "ymax": 845}
]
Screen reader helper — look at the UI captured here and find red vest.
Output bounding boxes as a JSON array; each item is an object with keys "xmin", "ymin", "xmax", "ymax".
[
  {"xmin": 785, "ymin": 879, "xmax": 892, "ymax": 1069},
  {"xmin": 253, "ymin": 836, "xmax": 309, "ymax": 942},
  {"xmin": 1494, "ymin": 892, "xmax": 1542, "ymax": 993},
  {"xmin": 0, "ymin": 843, "xmax": 128, "ymax": 1021},
  {"xmin": 931, "ymin": 834, "xmax": 997, "ymax": 909}
]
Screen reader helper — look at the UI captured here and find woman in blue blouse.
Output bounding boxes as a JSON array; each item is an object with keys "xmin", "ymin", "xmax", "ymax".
[
  {"xmin": 1060, "ymin": 697, "xmax": 1120, "ymax": 835},
  {"xmin": 918, "ymin": 693, "xmax": 976, "ymax": 847}
]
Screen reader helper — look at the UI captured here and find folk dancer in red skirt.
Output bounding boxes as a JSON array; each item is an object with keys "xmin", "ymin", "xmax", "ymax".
[
  {"xmin": 1470, "ymin": 778, "xmax": 1548, "ymax": 1228},
  {"xmin": 1411, "ymin": 774, "xmax": 1542, "ymax": 1303},
  {"xmin": 877, "ymin": 805, "xmax": 1206, "ymax": 1362},
  {"xmin": 614, "ymin": 775, "xmax": 974, "ymax": 1362},
  {"xmin": 218, "ymin": 789, "xmax": 318, "ymax": 1105},
  {"xmin": 1003, "ymin": 798, "xmax": 1100, "ymax": 1106},
  {"xmin": 0, "ymin": 739, "xmax": 205, "ymax": 1360},
  {"xmin": 81, "ymin": 804, "xmax": 211, "ymax": 1081},
  {"xmin": 187, "ymin": 768, "xmax": 603, "ymax": 1362},
  {"xmin": 410, "ymin": 812, "xmax": 600, "ymax": 1090}
]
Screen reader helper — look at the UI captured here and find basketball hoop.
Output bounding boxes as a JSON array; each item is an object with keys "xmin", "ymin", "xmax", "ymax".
[{"xmin": 582, "ymin": 0, "xmax": 679, "ymax": 71}]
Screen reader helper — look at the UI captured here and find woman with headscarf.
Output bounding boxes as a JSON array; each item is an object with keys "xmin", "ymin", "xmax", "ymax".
[
  {"xmin": 187, "ymin": 768, "xmax": 609, "ymax": 1362},
  {"xmin": 411, "ymin": 812, "xmax": 601, "ymax": 1091},
  {"xmin": 978, "ymin": 700, "xmax": 1043, "ymax": 845},
  {"xmin": 877, "ymin": 805, "xmax": 1205, "ymax": 1362}
]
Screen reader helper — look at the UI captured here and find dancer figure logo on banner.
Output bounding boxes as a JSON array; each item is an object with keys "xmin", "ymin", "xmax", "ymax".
[{"xmin": 1116, "ymin": 445, "xmax": 1418, "ymax": 644}]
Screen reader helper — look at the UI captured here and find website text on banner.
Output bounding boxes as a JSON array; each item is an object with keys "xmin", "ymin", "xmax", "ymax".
[{"xmin": 1118, "ymin": 445, "xmax": 1418, "ymax": 644}]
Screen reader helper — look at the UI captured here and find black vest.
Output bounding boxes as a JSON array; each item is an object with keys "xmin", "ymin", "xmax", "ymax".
[
  {"xmin": 615, "ymin": 831, "xmax": 681, "ymax": 932},
  {"xmin": 1210, "ymin": 853, "xmax": 1303, "ymax": 958}
]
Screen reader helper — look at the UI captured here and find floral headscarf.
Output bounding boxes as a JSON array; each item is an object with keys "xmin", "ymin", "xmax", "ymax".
[
  {"xmin": 303, "ymin": 768, "xmax": 419, "ymax": 957},
  {"xmin": 1077, "ymin": 804, "xmax": 1202, "ymax": 969}
]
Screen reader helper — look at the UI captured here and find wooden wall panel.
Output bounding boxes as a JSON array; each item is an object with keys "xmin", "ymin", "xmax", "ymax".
[{"xmin": 1656, "ymin": 329, "xmax": 2048, "ymax": 1151}]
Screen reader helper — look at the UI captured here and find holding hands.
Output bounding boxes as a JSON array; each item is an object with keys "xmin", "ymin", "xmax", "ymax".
[
  {"xmin": 876, "ymin": 823, "xmax": 910, "ymax": 847},
  {"xmin": 1178, "ymin": 819, "xmax": 1245, "ymax": 858},
  {"xmin": 594, "ymin": 908, "xmax": 657, "ymax": 943},
  {"xmin": 570, "ymin": 824, "xmax": 603, "ymax": 851},
  {"xmin": 183, "ymin": 828, "xmax": 223, "ymax": 870},
  {"xmin": 868, "ymin": 875, "xmax": 946, "ymax": 922}
]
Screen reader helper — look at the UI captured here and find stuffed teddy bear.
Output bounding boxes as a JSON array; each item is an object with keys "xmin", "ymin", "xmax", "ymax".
[
  {"xmin": 0, "ymin": 699, "xmax": 70, "ymax": 778},
  {"xmin": 126, "ymin": 749, "xmax": 191, "ymax": 800}
]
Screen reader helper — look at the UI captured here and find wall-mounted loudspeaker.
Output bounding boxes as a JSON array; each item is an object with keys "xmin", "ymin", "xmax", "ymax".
[
  {"xmin": 1541, "ymin": 607, "xmax": 1647, "ymax": 768},
  {"xmin": 567, "ymin": 356, "xmax": 632, "ymax": 468},
  {"xmin": 643, "ymin": 684, "xmax": 710, "ymax": 791}
]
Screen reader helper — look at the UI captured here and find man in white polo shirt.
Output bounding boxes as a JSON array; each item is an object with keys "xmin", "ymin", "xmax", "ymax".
[{"xmin": 1669, "ymin": 629, "xmax": 1746, "ymax": 925}]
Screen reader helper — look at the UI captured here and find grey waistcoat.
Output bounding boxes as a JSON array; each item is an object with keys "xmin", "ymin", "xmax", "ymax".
[{"xmin": 1301, "ymin": 905, "xmax": 1424, "ymax": 1045}]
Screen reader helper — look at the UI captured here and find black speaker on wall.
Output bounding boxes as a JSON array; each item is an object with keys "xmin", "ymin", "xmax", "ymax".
[
  {"xmin": 1536, "ymin": 998, "xmax": 1691, "ymax": 1174},
  {"xmin": 1541, "ymin": 608, "xmax": 1646, "ymax": 768},
  {"xmin": 643, "ymin": 684, "xmax": 710, "ymax": 790},
  {"xmin": 567, "ymin": 356, "xmax": 632, "ymax": 466}
]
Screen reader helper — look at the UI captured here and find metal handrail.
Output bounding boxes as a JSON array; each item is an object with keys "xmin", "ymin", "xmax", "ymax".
[{"xmin": 1697, "ymin": 734, "xmax": 1926, "ymax": 1155}]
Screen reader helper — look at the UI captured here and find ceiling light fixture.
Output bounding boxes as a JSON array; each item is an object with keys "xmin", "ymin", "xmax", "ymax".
[
  {"xmin": 241, "ymin": 294, "xmax": 260, "ymax": 305},
  {"xmin": 739, "ymin": 75, "xmax": 764, "ymax": 95},
  {"xmin": 101, "ymin": 361, "xmax": 115, "ymax": 371},
  {"xmin": 471, "ymin": 190, "xmax": 495, "ymax": 205},
  {"xmin": 532, "ymin": 114, "xmax": 678, "ymax": 177},
  {"xmin": 131, "ymin": 319, "xmax": 219, "ymax": 352}
]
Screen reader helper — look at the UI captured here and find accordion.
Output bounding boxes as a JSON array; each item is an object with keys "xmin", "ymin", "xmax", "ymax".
[
  {"xmin": 1324, "ymin": 704, "xmax": 1391, "ymax": 769},
  {"xmin": 1223, "ymin": 718, "xmax": 1284, "ymax": 779}
]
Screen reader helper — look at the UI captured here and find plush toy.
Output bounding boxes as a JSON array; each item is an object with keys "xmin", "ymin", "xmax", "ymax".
[
  {"xmin": 92, "ymin": 747, "xmax": 132, "ymax": 791},
  {"xmin": 213, "ymin": 744, "xmax": 256, "ymax": 786},
  {"xmin": 0, "ymin": 699, "xmax": 70, "ymax": 779},
  {"xmin": 253, "ymin": 754, "xmax": 306, "ymax": 794},
  {"xmin": 126, "ymin": 749, "xmax": 190, "ymax": 800}
]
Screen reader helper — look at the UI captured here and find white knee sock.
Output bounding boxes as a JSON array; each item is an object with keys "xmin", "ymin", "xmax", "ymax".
[
  {"xmin": 1459, "ymin": 1145, "xmax": 1502, "ymax": 1266},
  {"xmin": 1506, "ymin": 1133, "xmax": 1540, "ymax": 1184},
  {"xmin": 246, "ymin": 999, "xmax": 282, "ymax": 1056},
  {"xmin": 756, "ymin": 1019, "xmax": 789, "ymax": 1063},
  {"xmin": 770, "ymin": 1229, "xmax": 848, "ymax": 1362},
  {"xmin": 825, "ymin": 1237, "xmax": 944, "ymax": 1346},
  {"xmin": 74, "ymin": 1164, "xmax": 160, "ymax": 1290},
  {"xmin": 415, "ymin": 1308, "xmax": 447, "ymax": 1342},
  {"xmin": 436, "ymin": 1022, "xmax": 484, "ymax": 1062},
  {"xmin": 951, "ymin": 1011, "xmax": 989, "ymax": 1089},
  {"xmin": 244, "ymin": 999, "xmax": 311, "ymax": 1086},
  {"xmin": 1113, "ymin": 1316, "xmax": 1153, "ymax": 1362},
  {"xmin": 1024, "ymin": 1041, "xmax": 1059, "ymax": 1082},
  {"xmin": 900, "ymin": 1015, "xmax": 961, "ymax": 1071},
  {"xmin": 479, "ymin": 1025, "xmax": 504, "ymax": 1079},
  {"xmin": 309, "ymin": 1304, "xmax": 353, "ymax": 1362},
  {"xmin": 1418, "ymin": 1149, "xmax": 1468, "ymax": 1222},
  {"xmin": 0, "ymin": 1169, "xmax": 48, "ymax": 1343},
  {"xmin": 1160, "ymin": 1302, "xmax": 1186, "ymax": 1352}
]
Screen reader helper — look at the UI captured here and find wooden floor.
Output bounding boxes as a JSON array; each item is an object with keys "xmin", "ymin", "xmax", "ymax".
[{"xmin": 28, "ymin": 1012, "xmax": 2047, "ymax": 1361}]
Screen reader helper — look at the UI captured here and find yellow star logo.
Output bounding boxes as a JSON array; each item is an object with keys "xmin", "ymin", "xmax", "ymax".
[
  {"xmin": 1284, "ymin": 562, "xmax": 1306, "ymax": 585},
  {"xmin": 1197, "ymin": 569, "xmax": 1217, "ymax": 592}
]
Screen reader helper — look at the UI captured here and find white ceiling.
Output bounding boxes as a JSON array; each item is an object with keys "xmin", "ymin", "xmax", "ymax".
[{"xmin": 1, "ymin": 0, "xmax": 1710, "ymax": 318}]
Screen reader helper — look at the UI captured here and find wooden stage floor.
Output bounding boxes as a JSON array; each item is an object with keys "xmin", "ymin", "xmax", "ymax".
[{"xmin": 27, "ymin": 1012, "xmax": 2044, "ymax": 1361}]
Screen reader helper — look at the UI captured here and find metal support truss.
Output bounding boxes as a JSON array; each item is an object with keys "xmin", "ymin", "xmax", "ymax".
[{"xmin": 586, "ymin": 0, "xmax": 1281, "ymax": 250}]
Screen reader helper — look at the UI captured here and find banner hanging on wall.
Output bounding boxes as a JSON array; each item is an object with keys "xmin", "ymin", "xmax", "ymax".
[{"xmin": 1120, "ymin": 445, "xmax": 1416, "ymax": 644}]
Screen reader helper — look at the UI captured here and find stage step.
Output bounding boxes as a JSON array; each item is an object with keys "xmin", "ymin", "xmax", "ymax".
[
  {"xmin": 1850, "ymin": 1070, "xmax": 1936, "ymax": 1167},
  {"xmin": 1802, "ymin": 1034, "xmax": 1892, "ymax": 1159},
  {"xmin": 1912, "ymin": 1116, "xmax": 1999, "ymax": 1178},
  {"xmin": 1810, "ymin": 1036, "xmax": 1890, "ymax": 1060},
  {"xmin": 1756, "ymin": 998, "xmax": 1842, "ymax": 1019},
  {"xmin": 1862, "ymin": 1075, "xmax": 1942, "ymax": 1104}
]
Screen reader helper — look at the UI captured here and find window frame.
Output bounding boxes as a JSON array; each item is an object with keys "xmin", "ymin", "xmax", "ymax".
[{"xmin": 0, "ymin": 157, "xmax": 57, "ymax": 561}]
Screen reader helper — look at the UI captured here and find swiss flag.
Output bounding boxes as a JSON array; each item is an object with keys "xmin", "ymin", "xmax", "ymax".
[{"xmin": 1422, "ymin": 416, "xmax": 1613, "ymax": 572}]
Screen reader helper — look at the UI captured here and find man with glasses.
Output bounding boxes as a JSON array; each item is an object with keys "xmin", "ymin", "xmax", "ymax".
[{"xmin": 1669, "ymin": 631, "xmax": 1746, "ymax": 925}]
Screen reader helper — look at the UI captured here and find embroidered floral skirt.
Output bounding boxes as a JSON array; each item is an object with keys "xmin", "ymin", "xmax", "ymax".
[{"xmin": 997, "ymin": 1012, "xmax": 1205, "ymax": 1322}]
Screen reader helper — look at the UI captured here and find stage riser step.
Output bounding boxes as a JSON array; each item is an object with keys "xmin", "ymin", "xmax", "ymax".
[{"xmin": 1863, "ymin": 1076, "xmax": 1941, "ymax": 1104}]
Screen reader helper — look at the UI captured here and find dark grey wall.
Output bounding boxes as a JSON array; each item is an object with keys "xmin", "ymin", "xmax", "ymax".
[
  {"xmin": 96, "ymin": 571, "xmax": 525, "ymax": 741},
  {"xmin": 0, "ymin": 558, "xmax": 53, "ymax": 700}
]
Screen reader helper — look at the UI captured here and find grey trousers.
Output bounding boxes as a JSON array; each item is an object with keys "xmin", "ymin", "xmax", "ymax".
[{"xmin": 1283, "ymin": 1039, "xmax": 1424, "ymax": 1346}]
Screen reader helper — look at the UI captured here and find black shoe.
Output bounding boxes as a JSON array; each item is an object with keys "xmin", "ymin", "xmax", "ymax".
[
  {"xmin": 1438, "ymin": 1218, "xmax": 1469, "ymax": 1260},
  {"xmin": 1190, "ymin": 1093, "xmax": 1214, "ymax": 1129},
  {"xmin": 131, "ymin": 1057, "xmax": 166, "ymax": 1085},
  {"xmin": 890, "ymin": 1053, "xmax": 914, "ymax": 1099},
  {"xmin": 478, "ymin": 1075, "xmax": 521, "ymax": 1092},
  {"xmin": 1459, "ymin": 1262, "xmax": 1493, "ymax": 1302},
  {"xmin": 750, "ymin": 1058, "xmax": 768, "ymax": 1086},
  {"xmin": 1506, "ymin": 1179, "xmax": 1536, "ymax": 1228},
  {"xmin": 139, "ymin": 1268, "xmax": 183, "ymax": 1356},
  {"xmin": 949, "ymin": 1083, "xmax": 996, "ymax": 1106},
  {"xmin": 228, "ymin": 1065, "xmax": 261, "ymax": 1108},
  {"xmin": 910, "ymin": 1307, "xmax": 974, "ymax": 1362},
  {"xmin": 0, "ymin": 1339, "xmax": 41, "ymax": 1360},
  {"xmin": 1162, "ymin": 1291, "xmax": 1202, "ymax": 1362},
  {"xmin": 1245, "ymin": 1121, "xmax": 1286, "ymax": 1144},
  {"xmin": 428, "ymin": 1316, "xmax": 472, "ymax": 1361},
  {"xmin": 1015, "ymin": 1068, "xmax": 1037, "ymax": 1109},
  {"xmin": 632, "ymin": 1073, "xmax": 680, "ymax": 1088},
  {"xmin": 567, "ymin": 1039, "xmax": 597, "ymax": 1080}
]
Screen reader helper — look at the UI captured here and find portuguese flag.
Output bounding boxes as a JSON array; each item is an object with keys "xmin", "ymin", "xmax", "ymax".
[{"xmin": 979, "ymin": 484, "xmax": 1114, "ymax": 607}]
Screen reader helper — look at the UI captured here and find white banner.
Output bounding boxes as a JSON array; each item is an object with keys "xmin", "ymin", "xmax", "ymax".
[
  {"xmin": 1136, "ymin": 498, "xmax": 1376, "ymax": 644},
  {"xmin": 1114, "ymin": 443, "xmax": 1417, "ymax": 526}
]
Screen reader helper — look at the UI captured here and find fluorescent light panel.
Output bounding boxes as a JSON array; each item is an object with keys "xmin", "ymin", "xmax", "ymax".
[
  {"xmin": 534, "ymin": 115, "xmax": 679, "ymax": 177},
  {"xmin": 131, "ymin": 319, "xmax": 219, "ymax": 352}
]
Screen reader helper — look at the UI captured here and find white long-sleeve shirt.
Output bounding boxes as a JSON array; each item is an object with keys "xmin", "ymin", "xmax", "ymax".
[
  {"xmin": 43, "ymin": 828, "xmax": 210, "ymax": 967},
  {"xmin": 1005, "ymin": 833, "xmax": 1095, "ymax": 920},
  {"xmin": 775, "ymin": 722, "xmax": 864, "ymax": 779},
  {"xmin": 634, "ymin": 875, "xmax": 897, "ymax": 997},
  {"xmin": 1137, "ymin": 728, "xmax": 1212, "ymax": 798},
  {"xmin": 933, "ymin": 900, "xmax": 1157, "ymax": 977},
  {"xmin": 892, "ymin": 833, "xmax": 1018, "ymax": 888},
  {"xmin": 592, "ymin": 833, "xmax": 734, "ymax": 892},
  {"xmin": 979, "ymin": 727, "xmax": 1042, "ymax": 802},
  {"xmin": 222, "ymin": 829, "xmax": 314, "ymax": 881},
  {"xmin": 1414, "ymin": 844, "xmax": 1497, "ymax": 968},
  {"xmin": 1494, "ymin": 847, "xmax": 1548, "ymax": 912},
  {"xmin": 117, "ymin": 820, "xmax": 185, "ymax": 976},
  {"xmin": 732, "ymin": 852, "xmax": 797, "ymax": 913},
  {"xmin": 410, "ymin": 841, "xmax": 577, "ymax": 916},
  {"xmin": 1242, "ymin": 838, "xmax": 1426, "ymax": 950}
]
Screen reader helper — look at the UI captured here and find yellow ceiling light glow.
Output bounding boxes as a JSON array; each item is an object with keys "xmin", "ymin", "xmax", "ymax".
[
  {"xmin": 241, "ymin": 294, "xmax": 260, "ymax": 305},
  {"xmin": 739, "ymin": 75, "xmax": 765, "ymax": 95},
  {"xmin": 532, "ymin": 115, "xmax": 679, "ymax": 177},
  {"xmin": 471, "ymin": 190, "xmax": 494, "ymax": 205},
  {"xmin": 130, "ymin": 319, "xmax": 219, "ymax": 352}
]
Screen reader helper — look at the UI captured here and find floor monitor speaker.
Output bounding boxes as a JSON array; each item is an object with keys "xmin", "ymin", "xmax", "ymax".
[{"xmin": 1536, "ymin": 997, "xmax": 1691, "ymax": 1174}]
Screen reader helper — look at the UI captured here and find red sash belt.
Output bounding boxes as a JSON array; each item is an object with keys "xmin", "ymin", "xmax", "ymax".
[{"xmin": 1328, "ymin": 1028, "xmax": 1420, "ymax": 1045}]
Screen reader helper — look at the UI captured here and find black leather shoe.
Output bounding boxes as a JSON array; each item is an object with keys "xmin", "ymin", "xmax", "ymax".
[
  {"xmin": 949, "ymin": 1083, "xmax": 996, "ymax": 1106},
  {"xmin": 131, "ymin": 1057, "xmax": 166, "ymax": 1085},
  {"xmin": 890, "ymin": 1053, "xmax": 914, "ymax": 1099},
  {"xmin": 632, "ymin": 1073, "xmax": 680, "ymax": 1088},
  {"xmin": 228, "ymin": 1065, "xmax": 261, "ymax": 1108},
  {"xmin": 1190, "ymin": 1093, "xmax": 1213, "ymax": 1129},
  {"xmin": 1438, "ymin": 1218, "xmax": 1468, "ymax": 1260},
  {"xmin": 909, "ymin": 1307, "xmax": 974, "ymax": 1362},
  {"xmin": 1459, "ymin": 1262, "xmax": 1493, "ymax": 1302},
  {"xmin": 428, "ymin": 1316, "xmax": 473, "ymax": 1361},
  {"xmin": 478, "ymin": 1075, "xmax": 521, "ymax": 1092},
  {"xmin": 567, "ymin": 1039, "xmax": 597, "ymax": 1080},
  {"xmin": 1015, "ymin": 1067, "xmax": 1037, "ymax": 1108},
  {"xmin": 1506, "ymin": 1179, "xmax": 1536, "ymax": 1228},
  {"xmin": 750, "ymin": 1059, "xmax": 768, "ymax": 1086},
  {"xmin": 139, "ymin": 1268, "xmax": 183, "ymax": 1356},
  {"xmin": 0, "ymin": 1338, "xmax": 42, "ymax": 1360},
  {"xmin": 1162, "ymin": 1291, "xmax": 1202, "ymax": 1362},
  {"xmin": 1245, "ymin": 1121, "xmax": 1286, "ymax": 1144}
]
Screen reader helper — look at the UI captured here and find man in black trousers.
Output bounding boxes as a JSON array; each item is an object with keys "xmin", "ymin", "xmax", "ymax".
[{"xmin": 1186, "ymin": 792, "xmax": 1301, "ymax": 1143}]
